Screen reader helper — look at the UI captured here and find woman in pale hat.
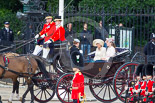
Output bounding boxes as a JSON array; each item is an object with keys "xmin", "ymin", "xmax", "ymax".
[
  {"xmin": 93, "ymin": 39, "xmax": 106, "ymax": 61},
  {"xmin": 102, "ymin": 38, "xmax": 116, "ymax": 61}
]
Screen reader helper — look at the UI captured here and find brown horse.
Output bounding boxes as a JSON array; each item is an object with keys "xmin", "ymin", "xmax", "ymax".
[{"xmin": 0, "ymin": 53, "xmax": 40, "ymax": 103}]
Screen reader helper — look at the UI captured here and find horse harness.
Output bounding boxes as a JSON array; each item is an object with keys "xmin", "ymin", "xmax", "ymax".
[{"xmin": 0, "ymin": 54, "xmax": 33, "ymax": 79}]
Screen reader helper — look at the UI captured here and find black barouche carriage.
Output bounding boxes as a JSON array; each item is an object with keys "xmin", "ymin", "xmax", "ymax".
[{"xmin": 30, "ymin": 40, "xmax": 141, "ymax": 103}]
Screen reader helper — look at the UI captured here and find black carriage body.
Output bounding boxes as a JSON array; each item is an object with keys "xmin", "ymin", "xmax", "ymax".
[
  {"xmin": 53, "ymin": 47, "xmax": 130, "ymax": 78},
  {"xmin": 83, "ymin": 62, "xmax": 124, "ymax": 78}
]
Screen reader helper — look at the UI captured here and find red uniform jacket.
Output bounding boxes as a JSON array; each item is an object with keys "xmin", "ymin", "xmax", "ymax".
[
  {"xmin": 39, "ymin": 22, "xmax": 55, "ymax": 36},
  {"xmin": 141, "ymin": 81, "xmax": 147, "ymax": 102},
  {"xmin": 44, "ymin": 26, "xmax": 66, "ymax": 42},
  {"xmin": 147, "ymin": 80, "xmax": 154, "ymax": 103},
  {"xmin": 147, "ymin": 80, "xmax": 154, "ymax": 92},
  {"xmin": 129, "ymin": 81, "xmax": 142, "ymax": 101},
  {"xmin": 71, "ymin": 72, "xmax": 84, "ymax": 100}
]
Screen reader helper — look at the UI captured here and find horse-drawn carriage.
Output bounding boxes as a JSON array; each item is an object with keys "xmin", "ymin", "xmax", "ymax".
[
  {"xmin": 30, "ymin": 43, "xmax": 141, "ymax": 103},
  {"xmin": 0, "ymin": 39, "xmax": 149, "ymax": 103}
]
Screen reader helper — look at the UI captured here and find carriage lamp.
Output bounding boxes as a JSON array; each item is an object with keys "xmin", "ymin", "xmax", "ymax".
[{"xmin": 76, "ymin": 55, "xmax": 80, "ymax": 63}]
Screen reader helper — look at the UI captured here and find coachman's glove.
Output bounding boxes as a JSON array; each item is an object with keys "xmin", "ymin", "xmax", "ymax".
[
  {"xmin": 45, "ymin": 39, "xmax": 53, "ymax": 44},
  {"xmin": 35, "ymin": 34, "xmax": 39, "ymax": 39},
  {"xmin": 40, "ymin": 34, "xmax": 45, "ymax": 38}
]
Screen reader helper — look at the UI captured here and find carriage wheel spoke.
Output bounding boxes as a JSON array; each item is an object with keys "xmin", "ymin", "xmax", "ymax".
[
  {"xmin": 36, "ymin": 89, "xmax": 42, "ymax": 97},
  {"xmin": 103, "ymin": 85, "xmax": 107, "ymax": 99},
  {"xmin": 97, "ymin": 84, "xmax": 106, "ymax": 95},
  {"xmin": 44, "ymin": 90, "xmax": 47, "ymax": 100},
  {"xmin": 59, "ymin": 90, "xmax": 66, "ymax": 96},
  {"xmin": 40, "ymin": 90, "xmax": 43, "ymax": 100},
  {"xmin": 63, "ymin": 91, "xmax": 67, "ymax": 100},
  {"xmin": 116, "ymin": 85, "xmax": 123, "ymax": 91},
  {"xmin": 120, "ymin": 87, "xmax": 125, "ymax": 95},
  {"xmin": 109, "ymin": 84, "xmax": 115, "ymax": 93},
  {"xmin": 67, "ymin": 93, "xmax": 69, "ymax": 102},
  {"xmin": 45, "ymin": 89, "xmax": 52, "ymax": 97},
  {"xmin": 108, "ymin": 85, "xmax": 111, "ymax": 100}
]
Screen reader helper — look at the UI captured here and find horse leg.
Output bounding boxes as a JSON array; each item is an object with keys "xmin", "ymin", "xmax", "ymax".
[
  {"xmin": 15, "ymin": 81, "xmax": 21, "ymax": 101},
  {"xmin": 28, "ymin": 81, "xmax": 34, "ymax": 103},
  {"xmin": 22, "ymin": 85, "xmax": 29, "ymax": 103},
  {"xmin": 8, "ymin": 78, "xmax": 17, "ymax": 103},
  {"xmin": 22, "ymin": 78, "xmax": 34, "ymax": 103}
]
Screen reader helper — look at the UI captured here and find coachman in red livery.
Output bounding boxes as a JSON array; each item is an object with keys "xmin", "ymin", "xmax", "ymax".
[
  {"xmin": 43, "ymin": 16, "xmax": 66, "ymax": 58},
  {"xmin": 33, "ymin": 16, "xmax": 55, "ymax": 57}
]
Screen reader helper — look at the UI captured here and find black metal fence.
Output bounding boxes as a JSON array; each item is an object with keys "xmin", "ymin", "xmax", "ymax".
[
  {"xmin": 62, "ymin": 5, "xmax": 155, "ymax": 54},
  {"xmin": 21, "ymin": 4, "xmax": 155, "ymax": 55}
]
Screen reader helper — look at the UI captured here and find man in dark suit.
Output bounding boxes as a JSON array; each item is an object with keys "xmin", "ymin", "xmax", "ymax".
[
  {"xmin": 144, "ymin": 33, "xmax": 155, "ymax": 64},
  {"xmin": 0, "ymin": 21, "xmax": 14, "ymax": 46}
]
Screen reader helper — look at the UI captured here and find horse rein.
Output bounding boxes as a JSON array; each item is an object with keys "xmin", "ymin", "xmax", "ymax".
[{"xmin": 0, "ymin": 38, "xmax": 35, "ymax": 52}]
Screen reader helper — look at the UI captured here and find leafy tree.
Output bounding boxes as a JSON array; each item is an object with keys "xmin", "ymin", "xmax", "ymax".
[{"xmin": 0, "ymin": 0, "xmax": 23, "ymax": 12}]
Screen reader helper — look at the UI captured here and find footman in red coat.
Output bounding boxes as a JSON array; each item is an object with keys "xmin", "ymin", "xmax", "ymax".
[{"xmin": 70, "ymin": 51, "xmax": 85, "ymax": 103}]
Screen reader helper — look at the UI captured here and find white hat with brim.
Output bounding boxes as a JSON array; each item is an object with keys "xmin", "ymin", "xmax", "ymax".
[
  {"xmin": 45, "ymin": 16, "xmax": 53, "ymax": 19},
  {"xmin": 93, "ymin": 39, "xmax": 104, "ymax": 47},
  {"xmin": 74, "ymin": 39, "xmax": 80, "ymax": 43},
  {"xmin": 106, "ymin": 38, "xmax": 114, "ymax": 43},
  {"xmin": 54, "ymin": 19, "xmax": 62, "ymax": 21}
]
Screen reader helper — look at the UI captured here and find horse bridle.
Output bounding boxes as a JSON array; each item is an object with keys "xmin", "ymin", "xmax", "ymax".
[{"xmin": 0, "ymin": 55, "xmax": 34, "ymax": 79}]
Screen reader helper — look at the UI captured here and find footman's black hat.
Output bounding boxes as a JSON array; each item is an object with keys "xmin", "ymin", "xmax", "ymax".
[
  {"xmin": 142, "ymin": 65, "xmax": 146, "ymax": 77},
  {"xmin": 54, "ymin": 16, "xmax": 62, "ymax": 21},
  {"xmin": 145, "ymin": 64, "xmax": 153, "ymax": 76},
  {"xmin": 136, "ymin": 64, "xmax": 144, "ymax": 76},
  {"xmin": 70, "ymin": 51, "xmax": 84, "ymax": 71}
]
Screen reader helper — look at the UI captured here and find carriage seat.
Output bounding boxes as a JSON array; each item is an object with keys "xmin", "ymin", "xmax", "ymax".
[
  {"xmin": 54, "ymin": 41, "xmax": 67, "ymax": 49},
  {"xmin": 109, "ymin": 48, "xmax": 130, "ymax": 62},
  {"xmin": 147, "ymin": 55, "xmax": 155, "ymax": 65},
  {"xmin": 87, "ymin": 47, "xmax": 130, "ymax": 62}
]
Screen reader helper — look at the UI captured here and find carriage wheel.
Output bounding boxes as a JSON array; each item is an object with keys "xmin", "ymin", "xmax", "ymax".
[
  {"xmin": 113, "ymin": 62, "xmax": 139, "ymax": 102},
  {"xmin": 33, "ymin": 72, "xmax": 55, "ymax": 102},
  {"xmin": 56, "ymin": 73, "xmax": 74, "ymax": 103},
  {"xmin": 89, "ymin": 78, "xmax": 117, "ymax": 102}
]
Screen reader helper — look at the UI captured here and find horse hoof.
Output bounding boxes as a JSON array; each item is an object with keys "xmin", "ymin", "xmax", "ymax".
[
  {"xmin": 19, "ymin": 97, "xmax": 22, "ymax": 101},
  {"xmin": 21, "ymin": 98, "xmax": 25, "ymax": 103},
  {"xmin": 8, "ymin": 101, "xmax": 12, "ymax": 103}
]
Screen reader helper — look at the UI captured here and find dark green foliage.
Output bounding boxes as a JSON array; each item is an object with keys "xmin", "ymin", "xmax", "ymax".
[{"xmin": 0, "ymin": 0, "xmax": 23, "ymax": 12}]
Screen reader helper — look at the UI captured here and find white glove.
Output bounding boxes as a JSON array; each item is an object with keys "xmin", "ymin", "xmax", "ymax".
[
  {"xmin": 45, "ymin": 40, "xmax": 52, "ymax": 44},
  {"xmin": 79, "ymin": 50, "xmax": 83, "ymax": 54},
  {"xmin": 35, "ymin": 34, "xmax": 39, "ymax": 39},
  {"xmin": 40, "ymin": 34, "xmax": 45, "ymax": 38}
]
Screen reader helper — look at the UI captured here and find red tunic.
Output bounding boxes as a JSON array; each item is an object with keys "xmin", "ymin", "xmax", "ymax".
[
  {"xmin": 147, "ymin": 80, "xmax": 154, "ymax": 92},
  {"xmin": 146, "ymin": 80, "xmax": 154, "ymax": 103},
  {"xmin": 39, "ymin": 22, "xmax": 55, "ymax": 36},
  {"xmin": 44, "ymin": 26, "xmax": 66, "ymax": 42},
  {"xmin": 129, "ymin": 81, "xmax": 142, "ymax": 101},
  {"xmin": 141, "ymin": 81, "xmax": 147, "ymax": 102},
  {"xmin": 71, "ymin": 72, "xmax": 84, "ymax": 100}
]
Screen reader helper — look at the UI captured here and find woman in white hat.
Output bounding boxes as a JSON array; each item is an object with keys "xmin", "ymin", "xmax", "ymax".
[
  {"xmin": 93, "ymin": 39, "xmax": 106, "ymax": 61},
  {"xmin": 102, "ymin": 38, "xmax": 116, "ymax": 61}
]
